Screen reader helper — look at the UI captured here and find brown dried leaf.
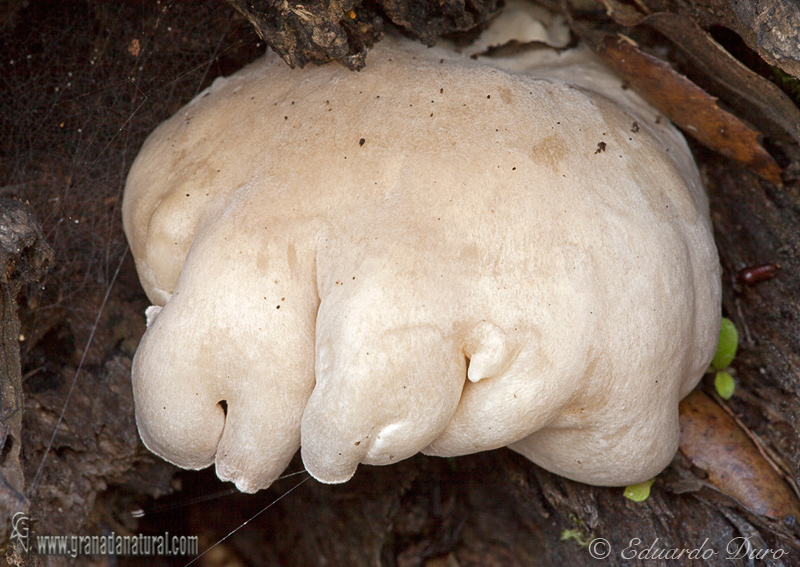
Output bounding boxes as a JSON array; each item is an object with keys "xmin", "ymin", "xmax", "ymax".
[
  {"xmin": 598, "ymin": 0, "xmax": 800, "ymax": 83},
  {"xmin": 679, "ymin": 390, "xmax": 800, "ymax": 521},
  {"xmin": 644, "ymin": 13, "xmax": 800, "ymax": 146},
  {"xmin": 589, "ymin": 32, "xmax": 783, "ymax": 185},
  {"xmin": 639, "ymin": 0, "xmax": 800, "ymax": 79}
]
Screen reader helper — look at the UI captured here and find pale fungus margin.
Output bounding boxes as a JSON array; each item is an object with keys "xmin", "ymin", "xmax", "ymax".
[{"xmin": 122, "ymin": 19, "xmax": 721, "ymax": 492}]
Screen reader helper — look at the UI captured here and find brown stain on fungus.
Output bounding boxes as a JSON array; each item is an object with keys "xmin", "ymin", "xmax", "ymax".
[{"xmin": 531, "ymin": 133, "xmax": 568, "ymax": 171}]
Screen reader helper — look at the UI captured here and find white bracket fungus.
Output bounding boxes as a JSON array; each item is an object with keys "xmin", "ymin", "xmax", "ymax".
[{"xmin": 123, "ymin": 20, "xmax": 721, "ymax": 492}]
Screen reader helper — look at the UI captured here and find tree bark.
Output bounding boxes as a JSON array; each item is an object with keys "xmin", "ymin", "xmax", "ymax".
[
  {"xmin": 0, "ymin": 199, "xmax": 52, "ymax": 544},
  {"xmin": 1, "ymin": 1, "xmax": 799, "ymax": 565}
]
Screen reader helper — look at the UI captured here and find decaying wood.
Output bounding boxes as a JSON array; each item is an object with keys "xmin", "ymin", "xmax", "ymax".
[
  {"xmin": 225, "ymin": 0, "xmax": 501, "ymax": 70},
  {"xmin": 0, "ymin": 199, "xmax": 52, "ymax": 544},
  {"xmin": 594, "ymin": 0, "xmax": 800, "ymax": 78},
  {"xmin": 1, "ymin": 0, "xmax": 799, "ymax": 566},
  {"xmin": 641, "ymin": 13, "xmax": 800, "ymax": 147}
]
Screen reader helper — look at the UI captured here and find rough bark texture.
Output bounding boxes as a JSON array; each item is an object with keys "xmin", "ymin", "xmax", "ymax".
[
  {"xmin": 597, "ymin": 0, "xmax": 800, "ymax": 78},
  {"xmin": 224, "ymin": 0, "xmax": 384, "ymax": 70},
  {"xmin": 1, "ymin": 0, "xmax": 799, "ymax": 566},
  {"xmin": 0, "ymin": 199, "xmax": 53, "ymax": 545},
  {"xmin": 225, "ymin": 0, "xmax": 501, "ymax": 70},
  {"xmin": 707, "ymin": 145, "xmax": 800, "ymax": 484},
  {"xmin": 655, "ymin": 0, "xmax": 800, "ymax": 78}
]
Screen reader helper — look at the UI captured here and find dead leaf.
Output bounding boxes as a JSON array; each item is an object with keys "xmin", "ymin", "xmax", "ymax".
[
  {"xmin": 679, "ymin": 390, "xmax": 800, "ymax": 521},
  {"xmin": 587, "ymin": 32, "xmax": 783, "ymax": 185},
  {"xmin": 643, "ymin": 13, "xmax": 800, "ymax": 146},
  {"xmin": 673, "ymin": 0, "xmax": 800, "ymax": 79},
  {"xmin": 599, "ymin": 0, "xmax": 800, "ymax": 79}
]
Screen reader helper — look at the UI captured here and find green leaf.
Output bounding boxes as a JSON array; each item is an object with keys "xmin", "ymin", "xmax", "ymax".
[
  {"xmin": 560, "ymin": 529, "xmax": 592, "ymax": 547},
  {"xmin": 715, "ymin": 371, "xmax": 736, "ymax": 400},
  {"xmin": 711, "ymin": 318, "xmax": 738, "ymax": 370},
  {"xmin": 624, "ymin": 478, "xmax": 655, "ymax": 502}
]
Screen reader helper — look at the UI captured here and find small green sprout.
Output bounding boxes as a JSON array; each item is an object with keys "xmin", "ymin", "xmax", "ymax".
[
  {"xmin": 711, "ymin": 318, "xmax": 738, "ymax": 371},
  {"xmin": 561, "ymin": 514, "xmax": 596, "ymax": 549},
  {"xmin": 714, "ymin": 371, "xmax": 736, "ymax": 400},
  {"xmin": 560, "ymin": 528, "xmax": 593, "ymax": 548},
  {"xmin": 709, "ymin": 317, "xmax": 739, "ymax": 398},
  {"xmin": 624, "ymin": 478, "xmax": 655, "ymax": 502}
]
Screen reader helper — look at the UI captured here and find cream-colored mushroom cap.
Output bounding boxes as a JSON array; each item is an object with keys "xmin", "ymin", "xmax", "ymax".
[{"xmin": 122, "ymin": 33, "xmax": 721, "ymax": 492}]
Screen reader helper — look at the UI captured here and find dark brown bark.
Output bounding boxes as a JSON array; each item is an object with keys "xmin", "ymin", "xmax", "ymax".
[
  {"xmin": 1, "ymin": 1, "xmax": 799, "ymax": 566},
  {"xmin": 225, "ymin": 0, "xmax": 500, "ymax": 70},
  {"xmin": 0, "ymin": 199, "xmax": 52, "ymax": 544}
]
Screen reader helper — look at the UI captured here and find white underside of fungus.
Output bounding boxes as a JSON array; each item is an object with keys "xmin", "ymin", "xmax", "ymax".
[{"xmin": 123, "ymin": 17, "xmax": 721, "ymax": 492}]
